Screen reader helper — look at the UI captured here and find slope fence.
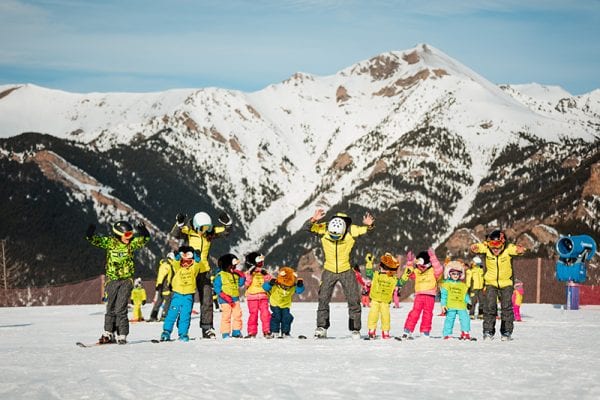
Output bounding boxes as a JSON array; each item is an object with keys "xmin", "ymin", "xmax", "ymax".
[{"xmin": 1, "ymin": 258, "xmax": 598, "ymax": 307}]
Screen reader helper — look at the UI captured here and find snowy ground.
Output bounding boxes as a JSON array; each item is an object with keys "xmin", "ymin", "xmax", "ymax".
[{"xmin": 1, "ymin": 302, "xmax": 599, "ymax": 400}]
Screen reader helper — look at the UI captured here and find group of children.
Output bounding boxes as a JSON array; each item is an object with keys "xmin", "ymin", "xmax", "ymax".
[{"xmin": 88, "ymin": 209, "xmax": 526, "ymax": 343}]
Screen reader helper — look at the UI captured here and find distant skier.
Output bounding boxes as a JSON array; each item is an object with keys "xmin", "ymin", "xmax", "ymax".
[
  {"xmin": 148, "ymin": 252, "xmax": 175, "ymax": 322},
  {"xmin": 170, "ymin": 210, "xmax": 232, "ymax": 338},
  {"xmin": 470, "ymin": 229, "xmax": 526, "ymax": 341},
  {"xmin": 130, "ymin": 277, "xmax": 147, "ymax": 322},
  {"xmin": 308, "ymin": 208, "xmax": 375, "ymax": 339},
  {"xmin": 86, "ymin": 220, "xmax": 150, "ymax": 345},
  {"xmin": 465, "ymin": 256, "xmax": 485, "ymax": 320},
  {"xmin": 512, "ymin": 280, "xmax": 525, "ymax": 322}
]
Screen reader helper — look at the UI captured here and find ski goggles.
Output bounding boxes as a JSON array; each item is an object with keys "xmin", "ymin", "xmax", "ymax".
[
  {"xmin": 487, "ymin": 240, "xmax": 504, "ymax": 249},
  {"xmin": 199, "ymin": 224, "xmax": 213, "ymax": 233},
  {"xmin": 121, "ymin": 231, "xmax": 134, "ymax": 240}
]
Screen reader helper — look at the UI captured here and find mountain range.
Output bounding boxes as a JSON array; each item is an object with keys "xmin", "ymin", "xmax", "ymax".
[{"xmin": 1, "ymin": 43, "xmax": 598, "ymax": 287}]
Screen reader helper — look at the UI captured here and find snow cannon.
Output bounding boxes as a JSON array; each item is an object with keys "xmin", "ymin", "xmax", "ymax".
[{"xmin": 555, "ymin": 234, "xmax": 597, "ymax": 284}]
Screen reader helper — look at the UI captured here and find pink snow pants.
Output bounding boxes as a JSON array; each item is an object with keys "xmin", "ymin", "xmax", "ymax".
[
  {"xmin": 247, "ymin": 298, "xmax": 271, "ymax": 335},
  {"xmin": 403, "ymin": 294, "xmax": 435, "ymax": 334},
  {"xmin": 513, "ymin": 305, "xmax": 522, "ymax": 321}
]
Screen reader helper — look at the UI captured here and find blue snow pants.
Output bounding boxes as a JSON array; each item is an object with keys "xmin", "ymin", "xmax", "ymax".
[
  {"xmin": 270, "ymin": 306, "xmax": 293, "ymax": 335},
  {"xmin": 163, "ymin": 292, "xmax": 193, "ymax": 337},
  {"xmin": 442, "ymin": 309, "xmax": 471, "ymax": 336}
]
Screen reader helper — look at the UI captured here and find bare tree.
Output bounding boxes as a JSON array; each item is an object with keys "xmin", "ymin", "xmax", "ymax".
[{"xmin": 0, "ymin": 239, "xmax": 23, "ymax": 289}]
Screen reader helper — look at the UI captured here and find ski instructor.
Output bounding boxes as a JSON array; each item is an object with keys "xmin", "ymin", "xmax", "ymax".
[{"xmin": 308, "ymin": 208, "xmax": 375, "ymax": 339}]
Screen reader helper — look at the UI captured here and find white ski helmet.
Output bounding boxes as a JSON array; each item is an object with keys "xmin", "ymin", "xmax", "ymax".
[
  {"xmin": 327, "ymin": 217, "xmax": 346, "ymax": 240},
  {"xmin": 472, "ymin": 256, "xmax": 483, "ymax": 266},
  {"xmin": 192, "ymin": 212, "xmax": 212, "ymax": 231}
]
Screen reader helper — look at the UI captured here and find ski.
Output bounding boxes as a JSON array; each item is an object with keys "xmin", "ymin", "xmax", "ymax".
[
  {"xmin": 76, "ymin": 341, "xmax": 106, "ymax": 348},
  {"xmin": 151, "ymin": 337, "xmax": 197, "ymax": 343},
  {"xmin": 76, "ymin": 339, "xmax": 154, "ymax": 347}
]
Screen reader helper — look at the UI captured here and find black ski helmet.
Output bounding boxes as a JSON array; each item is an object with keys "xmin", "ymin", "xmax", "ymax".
[
  {"xmin": 218, "ymin": 253, "xmax": 240, "ymax": 270},
  {"xmin": 415, "ymin": 251, "xmax": 431, "ymax": 267},
  {"xmin": 245, "ymin": 252, "xmax": 264, "ymax": 268},
  {"xmin": 112, "ymin": 221, "xmax": 133, "ymax": 239}
]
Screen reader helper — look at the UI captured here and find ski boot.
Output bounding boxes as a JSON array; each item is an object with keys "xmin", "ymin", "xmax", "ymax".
[
  {"xmin": 244, "ymin": 334, "xmax": 257, "ymax": 339},
  {"xmin": 314, "ymin": 327, "xmax": 327, "ymax": 339},
  {"xmin": 350, "ymin": 330, "xmax": 361, "ymax": 340},
  {"xmin": 401, "ymin": 329, "xmax": 414, "ymax": 340},
  {"xmin": 422, "ymin": 331, "xmax": 430, "ymax": 338},
  {"xmin": 160, "ymin": 330, "xmax": 171, "ymax": 342},
  {"xmin": 460, "ymin": 332, "xmax": 471, "ymax": 340},
  {"xmin": 483, "ymin": 332, "xmax": 494, "ymax": 341},
  {"xmin": 202, "ymin": 328, "xmax": 217, "ymax": 339},
  {"xmin": 116, "ymin": 334, "xmax": 127, "ymax": 345},
  {"xmin": 501, "ymin": 334, "xmax": 513, "ymax": 342},
  {"xmin": 280, "ymin": 333, "xmax": 292, "ymax": 339},
  {"xmin": 368, "ymin": 329, "xmax": 376, "ymax": 339},
  {"xmin": 98, "ymin": 332, "xmax": 114, "ymax": 345},
  {"xmin": 232, "ymin": 330, "xmax": 243, "ymax": 338},
  {"xmin": 381, "ymin": 331, "xmax": 391, "ymax": 340},
  {"xmin": 178, "ymin": 334, "xmax": 189, "ymax": 342},
  {"xmin": 264, "ymin": 332, "xmax": 274, "ymax": 339}
]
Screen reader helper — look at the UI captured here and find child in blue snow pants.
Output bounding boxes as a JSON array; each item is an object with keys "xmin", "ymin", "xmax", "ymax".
[{"xmin": 163, "ymin": 292, "xmax": 194, "ymax": 338}]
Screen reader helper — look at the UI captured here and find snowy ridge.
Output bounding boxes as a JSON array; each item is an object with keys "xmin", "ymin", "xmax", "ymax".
[{"xmin": 1, "ymin": 44, "xmax": 598, "ymax": 260}]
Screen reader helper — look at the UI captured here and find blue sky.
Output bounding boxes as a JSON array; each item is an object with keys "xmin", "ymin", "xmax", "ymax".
[{"xmin": 1, "ymin": 0, "xmax": 599, "ymax": 94}]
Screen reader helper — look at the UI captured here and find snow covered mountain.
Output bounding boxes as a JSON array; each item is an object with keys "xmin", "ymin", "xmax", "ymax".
[{"xmin": 1, "ymin": 44, "xmax": 598, "ymax": 285}]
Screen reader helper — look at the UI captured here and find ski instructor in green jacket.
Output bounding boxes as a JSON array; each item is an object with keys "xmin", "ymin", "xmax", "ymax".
[
  {"xmin": 309, "ymin": 208, "xmax": 374, "ymax": 339},
  {"xmin": 86, "ymin": 220, "xmax": 150, "ymax": 345}
]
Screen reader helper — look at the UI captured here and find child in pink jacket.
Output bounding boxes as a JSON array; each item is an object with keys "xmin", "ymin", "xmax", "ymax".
[
  {"xmin": 244, "ymin": 252, "xmax": 272, "ymax": 338},
  {"xmin": 512, "ymin": 280, "xmax": 524, "ymax": 322},
  {"xmin": 400, "ymin": 248, "xmax": 443, "ymax": 339}
]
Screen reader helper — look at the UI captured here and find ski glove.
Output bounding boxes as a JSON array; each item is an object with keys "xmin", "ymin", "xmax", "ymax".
[
  {"xmin": 219, "ymin": 292, "xmax": 235, "ymax": 306},
  {"xmin": 176, "ymin": 213, "xmax": 187, "ymax": 224},
  {"xmin": 136, "ymin": 222, "xmax": 150, "ymax": 238},
  {"xmin": 142, "ymin": 300, "xmax": 146, "ymax": 306},
  {"xmin": 467, "ymin": 303, "xmax": 472, "ymax": 310},
  {"xmin": 85, "ymin": 223, "xmax": 96, "ymax": 238},
  {"xmin": 218, "ymin": 211, "xmax": 232, "ymax": 226},
  {"xmin": 296, "ymin": 279, "xmax": 304, "ymax": 288},
  {"xmin": 269, "ymin": 279, "xmax": 277, "ymax": 286},
  {"xmin": 405, "ymin": 251, "xmax": 415, "ymax": 266},
  {"xmin": 233, "ymin": 269, "xmax": 245, "ymax": 279}
]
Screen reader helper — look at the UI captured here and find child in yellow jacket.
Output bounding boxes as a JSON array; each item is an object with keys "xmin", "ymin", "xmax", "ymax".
[
  {"xmin": 365, "ymin": 253, "xmax": 403, "ymax": 339},
  {"xmin": 130, "ymin": 278, "xmax": 147, "ymax": 322},
  {"xmin": 160, "ymin": 246, "xmax": 202, "ymax": 342},
  {"xmin": 262, "ymin": 266, "xmax": 305, "ymax": 338},
  {"xmin": 214, "ymin": 254, "xmax": 246, "ymax": 339},
  {"xmin": 400, "ymin": 248, "xmax": 443, "ymax": 339}
]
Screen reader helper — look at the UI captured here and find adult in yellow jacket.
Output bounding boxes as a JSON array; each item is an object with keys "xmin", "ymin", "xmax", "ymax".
[
  {"xmin": 465, "ymin": 256, "xmax": 485, "ymax": 319},
  {"xmin": 170, "ymin": 211, "xmax": 232, "ymax": 338},
  {"xmin": 308, "ymin": 208, "xmax": 374, "ymax": 339},
  {"xmin": 149, "ymin": 253, "xmax": 175, "ymax": 321},
  {"xmin": 470, "ymin": 229, "xmax": 526, "ymax": 341}
]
